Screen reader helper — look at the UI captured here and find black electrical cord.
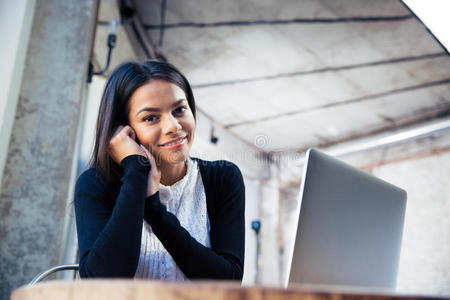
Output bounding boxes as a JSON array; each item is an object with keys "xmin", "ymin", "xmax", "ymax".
[
  {"xmin": 87, "ymin": 20, "xmax": 119, "ymax": 82},
  {"xmin": 93, "ymin": 32, "xmax": 116, "ymax": 76},
  {"xmin": 158, "ymin": 0, "xmax": 167, "ymax": 47}
]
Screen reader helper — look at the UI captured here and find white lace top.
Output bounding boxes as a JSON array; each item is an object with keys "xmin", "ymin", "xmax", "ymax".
[{"xmin": 134, "ymin": 157, "xmax": 211, "ymax": 280}]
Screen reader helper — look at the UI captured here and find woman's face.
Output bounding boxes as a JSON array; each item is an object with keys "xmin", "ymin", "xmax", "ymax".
[{"xmin": 127, "ymin": 79, "xmax": 195, "ymax": 166}]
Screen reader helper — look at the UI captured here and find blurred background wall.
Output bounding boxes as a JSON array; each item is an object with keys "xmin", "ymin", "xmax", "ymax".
[
  {"xmin": 0, "ymin": 0, "xmax": 449, "ymax": 298},
  {"xmin": 0, "ymin": 0, "xmax": 98, "ymax": 298}
]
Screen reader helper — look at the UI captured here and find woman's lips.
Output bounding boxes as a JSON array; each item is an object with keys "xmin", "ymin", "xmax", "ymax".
[{"xmin": 160, "ymin": 136, "xmax": 187, "ymax": 149}]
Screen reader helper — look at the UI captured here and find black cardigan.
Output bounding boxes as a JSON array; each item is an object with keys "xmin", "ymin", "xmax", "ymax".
[{"xmin": 74, "ymin": 154, "xmax": 245, "ymax": 280}]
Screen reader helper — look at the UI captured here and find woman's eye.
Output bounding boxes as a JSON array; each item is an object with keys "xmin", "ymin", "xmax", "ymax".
[
  {"xmin": 144, "ymin": 115, "xmax": 158, "ymax": 122},
  {"xmin": 174, "ymin": 106, "xmax": 187, "ymax": 114}
]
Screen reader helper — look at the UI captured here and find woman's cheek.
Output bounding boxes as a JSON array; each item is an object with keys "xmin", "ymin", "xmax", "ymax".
[{"xmin": 150, "ymin": 145, "xmax": 163, "ymax": 163}]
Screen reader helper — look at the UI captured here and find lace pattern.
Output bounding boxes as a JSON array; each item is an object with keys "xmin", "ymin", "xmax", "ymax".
[{"xmin": 134, "ymin": 157, "xmax": 211, "ymax": 280}]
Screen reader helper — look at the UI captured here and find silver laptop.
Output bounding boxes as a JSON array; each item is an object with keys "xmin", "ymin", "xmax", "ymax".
[{"xmin": 285, "ymin": 148, "xmax": 407, "ymax": 289}]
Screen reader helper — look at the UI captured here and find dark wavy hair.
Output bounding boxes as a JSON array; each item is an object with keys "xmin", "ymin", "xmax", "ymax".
[{"xmin": 88, "ymin": 60, "xmax": 196, "ymax": 184}]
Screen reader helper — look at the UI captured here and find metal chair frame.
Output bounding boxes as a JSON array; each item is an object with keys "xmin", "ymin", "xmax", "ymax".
[{"xmin": 29, "ymin": 264, "xmax": 79, "ymax": 285}]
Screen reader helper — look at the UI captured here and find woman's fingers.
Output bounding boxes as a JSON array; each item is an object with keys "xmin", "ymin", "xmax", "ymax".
[
  {"xmin": 139, "ymin": 144, "xmax": 149, "ymax": 158},
  {"xmin": 113, "ymin": 125, "xmax": 124, "ymax": 136},
  {"xmin": 123, "ymin": 125, "xmax": 136, "ymax": 140},
  {"xmin": 144, "ymin": 146, "xmax": 155, "ymax": 164},
  {"xmin": 139, "ymin": 144, "xmax": 161, "ymax": 196},
  {"xmin": 109, "ymin": 125, "xmax": 143, "ymax": 164},
  {"xmin": 129, "ymin": 130, "xmax": 136, "ymax": 141},
  {"xmin": 139, "ymin": 145, "xmax": 156, "ymax": 168}
]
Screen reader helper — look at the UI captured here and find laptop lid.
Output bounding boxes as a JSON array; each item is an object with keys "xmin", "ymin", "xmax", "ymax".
[{"xmin": 285, "ymin": 148, "xmax": 407, "ymax": 288}]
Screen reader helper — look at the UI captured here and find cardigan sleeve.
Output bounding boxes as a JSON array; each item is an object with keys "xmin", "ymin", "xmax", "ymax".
[
  {"xmin": 74, "ymin": 155, "xmax": 149, "ymax": 278},
  {"xmin": 144, "ymin": 161, "xmax": 245, "ymax": 280}
]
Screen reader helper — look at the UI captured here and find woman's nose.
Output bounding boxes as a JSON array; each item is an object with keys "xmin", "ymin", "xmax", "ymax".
[{"xmin": 162, "ymin": 114, "xmax": 182, "ymax": 134}]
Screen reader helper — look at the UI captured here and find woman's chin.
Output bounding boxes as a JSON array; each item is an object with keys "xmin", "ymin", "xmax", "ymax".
[{"xmin": 159, "ymin": 151, "xmax": 189, "ymax": 166}]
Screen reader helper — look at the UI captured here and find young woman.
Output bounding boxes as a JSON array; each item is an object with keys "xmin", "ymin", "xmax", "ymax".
[{"xmin": 74, "ymin": 60, "xmax": 245, "ymax": 281}]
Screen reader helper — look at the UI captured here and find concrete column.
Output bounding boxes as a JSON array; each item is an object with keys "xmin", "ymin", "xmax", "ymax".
[
  {"xmin": 0, "ymin": 0, "xmax": 36, "ymax": 188},
  {"xmin": 0, "ymin": 0, "xmax": 98, "ymax": 298},
  {"xmin": 257, "ymin": 163, "xmax": 281, "ymax": 285}
]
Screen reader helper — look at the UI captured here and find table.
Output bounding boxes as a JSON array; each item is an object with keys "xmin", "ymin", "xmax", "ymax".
[{"xmin": 11, "ymin": 280, "xmax": 448, "ymax": 300}]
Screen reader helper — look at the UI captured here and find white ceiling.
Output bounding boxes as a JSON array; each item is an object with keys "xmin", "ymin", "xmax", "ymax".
[{"xmin": 132, "ymin": 0, "xmax": 450, "ymax": 152}]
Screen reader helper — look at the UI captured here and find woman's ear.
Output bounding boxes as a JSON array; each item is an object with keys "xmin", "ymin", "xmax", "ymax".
[
  {"xmin": 126, "ymin": 122, "xmax": 140, "ymax": 144},
  {"xmin": 133, "ymin": 131, "xmax": 141, "ymax": 145}
]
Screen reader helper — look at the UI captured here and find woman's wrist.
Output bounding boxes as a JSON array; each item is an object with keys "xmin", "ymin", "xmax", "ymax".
[
  {"xmin": 146, "ymin": 181, "xmax": 159, "ymax": 197},
  {"xmin": 121, "ymin": 154, "xmax": 150, "ymax": 173},
  {"xmin": 146, "ymin": 190, "xmax": 159, "ymax": 200}
]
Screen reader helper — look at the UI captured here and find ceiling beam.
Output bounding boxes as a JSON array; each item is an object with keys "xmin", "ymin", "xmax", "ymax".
[
  {"xmin": 192, "ymin": 52, "xmax": 446, "ymax": 89},
  {"xmin": 276, "ymin": 116, "xmax": 450, "ymax": 186},
  {"xmin": 144, "ymin": 15, "xmax": 413, "ymax": 30},
  {"xmin": 225, "ymin": 78, "xmax": 450, "ymax": 129}
]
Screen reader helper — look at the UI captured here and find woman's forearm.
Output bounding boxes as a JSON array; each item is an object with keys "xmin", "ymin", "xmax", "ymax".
[
  {"xmin": 144, "ymin": 162, "xmax": 245, "ymax": 280},
  {"xmin": 75, "ymin": 155, "xmax": 149, "ymax": 277}
]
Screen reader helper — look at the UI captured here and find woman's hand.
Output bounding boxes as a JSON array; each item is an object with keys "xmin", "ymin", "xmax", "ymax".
[
  {"xmin": 140, "ymin": 145, "xmax": 161, "ymax": 197},
  {"xmin": 108, "ymin": 125, "xmax": 143, "ymax": 164}
]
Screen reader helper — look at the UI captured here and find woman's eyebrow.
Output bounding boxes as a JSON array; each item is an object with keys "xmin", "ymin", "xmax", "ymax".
[{"xmin": 136, "ymin": 99, "xmax": 186, "ymax": 116}]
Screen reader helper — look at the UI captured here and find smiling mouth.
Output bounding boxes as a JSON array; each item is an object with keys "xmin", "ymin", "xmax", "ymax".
[{"xmin": 160, "ymin": 136, "xmax": 187, "ymax": 147}]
